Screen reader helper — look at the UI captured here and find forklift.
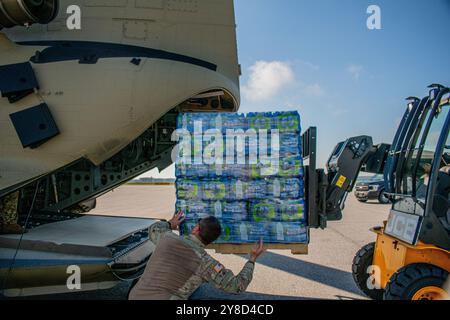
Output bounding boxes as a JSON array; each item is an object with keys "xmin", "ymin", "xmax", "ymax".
[{"xmin": 303, "ymin": 84, "xmax": 450, "ymax": 300}]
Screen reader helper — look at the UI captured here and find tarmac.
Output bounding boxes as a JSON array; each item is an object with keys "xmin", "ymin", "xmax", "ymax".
[{"xmin": 30, "ymin": 184, "xmax": 391, "ymax": 300}]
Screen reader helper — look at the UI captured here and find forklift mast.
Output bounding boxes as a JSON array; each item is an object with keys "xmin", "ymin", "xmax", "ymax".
[{"xmin": 302, "ymin": 129, "xmax": 390, "ymax": 229}]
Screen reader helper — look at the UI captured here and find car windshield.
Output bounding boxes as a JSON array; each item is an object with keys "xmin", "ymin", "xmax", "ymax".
[{"xmin": 358, "ymin": 174, "xmax": 383, "ymax": 183}]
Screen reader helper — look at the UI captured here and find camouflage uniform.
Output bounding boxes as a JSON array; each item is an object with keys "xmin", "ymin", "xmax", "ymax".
[
  {"xmin": 0, "ymin": 191, "xmax": 19, "ymax": 225},
  {"xmin": 129, "ymin": 221, "xmax": 255, "ymax": 300}
]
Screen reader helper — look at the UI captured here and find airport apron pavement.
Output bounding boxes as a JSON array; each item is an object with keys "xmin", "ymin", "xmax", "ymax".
[{"xmin": 20, "ymin": 185, "xmax": 390, "ymax": 300}]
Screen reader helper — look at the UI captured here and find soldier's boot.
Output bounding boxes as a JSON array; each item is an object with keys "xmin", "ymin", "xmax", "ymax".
[{"xmin": 0, "ymin": 222, "xmax": 26, "ymax": 235}]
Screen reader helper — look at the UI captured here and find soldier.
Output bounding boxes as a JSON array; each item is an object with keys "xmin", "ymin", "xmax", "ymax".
[
  {"xmin": 0, "ymin": 191, "xmax": 25, "ymax": 234},
  {"xmin": 129, "ymin": 212, "xmax": 265, "ymax": 300}
]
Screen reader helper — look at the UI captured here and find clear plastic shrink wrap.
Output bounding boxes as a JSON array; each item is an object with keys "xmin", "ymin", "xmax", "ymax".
[{"xmin": 176, "ymin": 112, "xmax": 308, "ymax": 244}]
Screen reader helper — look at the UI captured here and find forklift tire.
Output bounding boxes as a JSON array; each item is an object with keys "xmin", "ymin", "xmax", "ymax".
[
  {"xmin": 384, "ymin": 264, "xmax": 449, "ymax": 300},
  {"xmin": 352, "ymin": 242, "xmax": 384, "ymax": 300}
]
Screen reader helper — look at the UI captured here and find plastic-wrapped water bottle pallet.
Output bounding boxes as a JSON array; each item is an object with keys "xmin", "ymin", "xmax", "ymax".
[{"xmin": 207, "ymin": 243, "xmax": 308, "ymax": 255}]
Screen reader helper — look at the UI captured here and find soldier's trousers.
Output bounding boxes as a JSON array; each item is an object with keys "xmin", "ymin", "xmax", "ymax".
[{"xmin": 0, "ymin": 191, "xmax": 19, "ymax": 224}]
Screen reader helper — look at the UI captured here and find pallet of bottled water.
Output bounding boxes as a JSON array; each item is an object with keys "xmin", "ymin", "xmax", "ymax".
[{"xmin": 175, "ymin": 111, "xmax": 308, "ymax": 245}]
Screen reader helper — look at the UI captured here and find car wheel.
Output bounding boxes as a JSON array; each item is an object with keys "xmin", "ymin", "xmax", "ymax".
[
  {"xmin": 352, "ymin": 242, "xmax": 384, "ymax": 300},
  {"xmin": 384, "ymin": 264, "xmax": 449, "ymax": 300},
  {"xmin": 127, "ymin": 278, "xmax": 140, "ymax": 299},
  {"xmin": 378, "ymin": 190, "xmax": 390, "ymax": 204}
]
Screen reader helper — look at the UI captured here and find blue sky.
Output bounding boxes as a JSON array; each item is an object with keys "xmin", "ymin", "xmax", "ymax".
[{"xmin": 146, "ymin": 0, "xmax": 450, "ymax": 178}]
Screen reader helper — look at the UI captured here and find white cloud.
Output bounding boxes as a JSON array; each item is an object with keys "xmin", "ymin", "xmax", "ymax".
[
  {"xmin": 242, "ymin": 61, "xmax": 295, "ymax": 102},
  {"xmin": 303, "ymin": 83, "xmax": 324, "ymax": 97},
  {"xmin": 296, "ymin": 59, "xmax": 320, "ymax": 71},
  {"xmin": 347, "ymin": 64, "xmax": 363, "ymax": 80}
]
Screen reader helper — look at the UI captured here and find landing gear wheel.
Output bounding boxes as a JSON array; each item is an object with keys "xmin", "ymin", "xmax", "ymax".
[
  {"xmin": 384, "ymin": 264, "xmax": 449, "ymax": 300},
  {"xmin": 378, "ymin": 190, "xmax": 390, "ymax": 204},
  {"xmin": 352, "ymin": 242, "xmax": 384, "ymax": 300}
]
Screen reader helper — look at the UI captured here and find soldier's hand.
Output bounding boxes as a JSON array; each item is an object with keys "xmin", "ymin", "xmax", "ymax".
[
  {"xmin": 250, "ymin": 239, "xmax": 265, "ymax": 262},
  {"xmin": 169, "ymin": 211, "xmax": 186, "ymax": 230}
]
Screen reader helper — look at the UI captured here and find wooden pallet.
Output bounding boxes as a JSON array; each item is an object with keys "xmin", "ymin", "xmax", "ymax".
[{"xmin": 207, "ymin": 243, "xmax": 308, "ymax": 255}]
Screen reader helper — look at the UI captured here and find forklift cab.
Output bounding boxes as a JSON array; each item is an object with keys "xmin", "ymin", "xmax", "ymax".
[
  {"xmin": 352, "ymin": 85, "xmax": 450, "ymax": 300},
  {"xmin": 384, "ymin": 85, "xmax": 450, "ymax": 251}
]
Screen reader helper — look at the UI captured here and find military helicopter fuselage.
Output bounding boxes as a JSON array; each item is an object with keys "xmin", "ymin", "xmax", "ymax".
[
  {"xmin": 0, "ymin": 0, "xmax": 240, "ymax": 210},
  {"xmin": 0, "ymin": 0, "xmax": 240, "ymax": 297}
]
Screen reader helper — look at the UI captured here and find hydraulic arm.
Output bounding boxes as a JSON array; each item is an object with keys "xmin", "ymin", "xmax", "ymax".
[{"xmin": 302, "ymin": 128, "xmax": 390, "ymax": 228}]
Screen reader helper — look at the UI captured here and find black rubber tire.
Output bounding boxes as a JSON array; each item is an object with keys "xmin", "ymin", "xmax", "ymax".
[
  {"xmin": 378, "ymin": 190, "xmax": 390, "ymax": 204},
  {"xmin": 352, "ymin": 242, "xmax": 384, "ymax": 300},
  {"xmin": 127, "ymin": 278, "xmax": 140, "ymax": 299},
  {"xmin": 357, "ymin": 199, "xmax": 368, "ymax": 203},
  {"xmin": 384, "ymin": 264, "xmax": 448, "ymax": 300}
]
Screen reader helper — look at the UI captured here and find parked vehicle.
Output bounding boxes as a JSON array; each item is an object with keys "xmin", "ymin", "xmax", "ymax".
[{"xmin": 354, "ymin": 175, "xmax": 390, "ymax": 204}]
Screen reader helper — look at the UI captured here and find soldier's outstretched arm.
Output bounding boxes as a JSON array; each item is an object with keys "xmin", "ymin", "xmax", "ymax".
[
  {"xmin": 200, "ymin": 256, "xmax": 255, "ymax": 294},
  {"xmin": 149, "ymin": 211, "xmax": 185, "ymax": 245},
  {"xmin": 200, "ymin": 240, "xmax": 265, "ymax": 294}
]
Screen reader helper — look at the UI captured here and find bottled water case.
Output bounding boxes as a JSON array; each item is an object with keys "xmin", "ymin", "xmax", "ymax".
[{"xmin": 175, "ymin": 112, "xmax": 308, "ymax": 244}]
